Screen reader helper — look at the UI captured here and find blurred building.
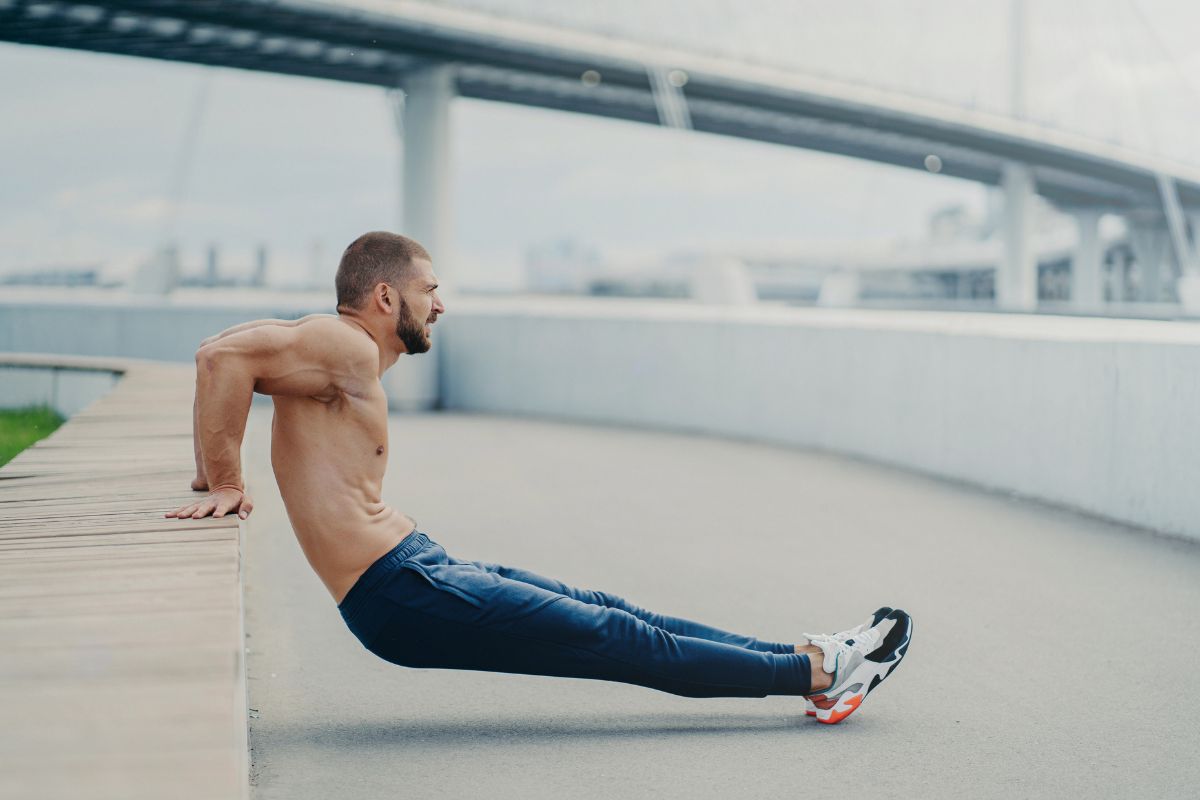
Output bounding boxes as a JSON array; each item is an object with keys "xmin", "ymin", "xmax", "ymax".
[
  {"xmin": 525, "ymin": 238, "xmax": 605, "ymax": 294},
  {"xmin": 162, "ymin": 243, "xmax": 273, "ymax": 289},
  {"xmin": 530, "ymin": 199, "xmax": 1133, "ymax": 308},
  {"xmin": 0, "ymin": 266, "xmax": 106, "ymax": 287}
]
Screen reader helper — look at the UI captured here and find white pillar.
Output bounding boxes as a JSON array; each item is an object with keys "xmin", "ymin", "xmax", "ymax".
[
  {"xmin": 998, "ymin": 162, "xmax": 1037, "ymax": 311},
  {"xmin": 1071, "ymin": 210, "xmax": 1103, "ymax": 311},
  {"xmin": 1127, "ymin": 218, "xmax": 1169, "ymax": 302},
  {"xmin": 1183, "ymin": 213, "xmax": 1200, "ymax": 314},
  {"xmin": 1156, "ymin": 174, "xmax": 1197, "ymax": 276},
  {"xmin": 401, "ymin": 65, "xmax": 455, "ymax": 272},
  {"xmin": 692, "ymin": 258, "xmax": 756, "ymax": 305},
  {"xmin": 1155, "ymin": 175, "xmax": 1200, "ymax": 312},
  {"xmin": 817, "ymin": 271, "xmax": 861, "ymax": 308},
  {"xmin": 132, "ymin": 244, "xmax": 180, "ymax": 295},
  {"xmin": 382, "ymin": 64, "xmax": 456, "ymax": 411}
]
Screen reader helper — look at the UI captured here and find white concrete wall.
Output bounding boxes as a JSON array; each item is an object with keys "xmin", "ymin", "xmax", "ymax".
[
  {"xmin": 442, "ymin": 297, "xmax": 1200, "ymax": 542},
  {"xmin": 0, "ymin": 291, "xmax": 436, "ymax": 410},
  {"xmin": 0, "ymin": 292, "xmax": 330, "ymax": 362},
  {"xmin": 0, "ymin": 365, "xmax": 119, "ymax": 417}
]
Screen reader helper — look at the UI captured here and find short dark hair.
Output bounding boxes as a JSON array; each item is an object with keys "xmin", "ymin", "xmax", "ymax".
[{"xmin": 335, "ymin": 231, "xmax": 431, "ymax": 309}]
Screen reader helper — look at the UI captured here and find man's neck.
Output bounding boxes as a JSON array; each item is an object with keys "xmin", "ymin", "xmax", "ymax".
[{"xmin": 336, "ymin": 312, "xmax": 402, "ymax": 376}]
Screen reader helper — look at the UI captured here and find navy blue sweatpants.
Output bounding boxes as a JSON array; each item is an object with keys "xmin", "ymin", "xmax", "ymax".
[{"xmin": 338, "ymin": 530, "xmax": 812, "ymax": 698}]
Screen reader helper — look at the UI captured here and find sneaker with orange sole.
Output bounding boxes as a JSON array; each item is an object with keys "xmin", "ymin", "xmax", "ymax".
[
  {"xmin": 805, "ymin": 609, "xmax": 913, "ymax": 724},
  {"xmin": 802, "ymin": 606, "xmax": 893, "ymax": 717}
]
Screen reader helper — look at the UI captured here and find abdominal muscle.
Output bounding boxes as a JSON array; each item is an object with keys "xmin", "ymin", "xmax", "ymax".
[
  {"xmin": 269, "ymin": 400, "xmax": 416, "ymax": 604},
  {"xmin": 278, "ymin": 484, "xmax": 416, "ymax": 604}
]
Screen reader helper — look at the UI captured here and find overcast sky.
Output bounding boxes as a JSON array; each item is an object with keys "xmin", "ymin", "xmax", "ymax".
[{"xmin": 2, "ymin": 0, "xmax": 1198, "ymax": 289}]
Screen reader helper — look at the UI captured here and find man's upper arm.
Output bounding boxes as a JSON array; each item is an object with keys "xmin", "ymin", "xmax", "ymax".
[{"xmin": 196, "ymin": 319, "xmax": 375, "ymax": 398}]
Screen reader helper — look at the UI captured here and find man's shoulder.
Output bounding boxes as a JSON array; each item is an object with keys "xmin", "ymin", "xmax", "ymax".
[
  {"xmin": 296, "ymin": 316, "xmax": 378, "ymax": 368},
  {"xmin": 295, "ymin": 315, "xmax": 366, "ymax": 343}
]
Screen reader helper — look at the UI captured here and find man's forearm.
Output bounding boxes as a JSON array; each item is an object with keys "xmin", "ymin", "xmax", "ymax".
[
  {"xmin": 192, "ymin": 387, "xmax": 206, "ymax": 484},
  {"xmin": 195, "ymin": 347, "xmax": 254, "ymax": 490}
]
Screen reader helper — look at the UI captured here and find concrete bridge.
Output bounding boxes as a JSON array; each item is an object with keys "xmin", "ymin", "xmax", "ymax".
[{"xmin": 6, "ymin": 0, "xmax": 1200, "ymax": 312}]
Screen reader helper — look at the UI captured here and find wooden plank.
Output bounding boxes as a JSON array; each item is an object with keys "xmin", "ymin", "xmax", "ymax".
[
  {"xmin": 0, "ymin": 518, "xmax": 236, "ymax": 537},
  {"xmin": 0, "ymin": 483, "xmax": 207, "ymax": 503},
  {"xmin": 0, "ymin": 531, "xmax": 237, "ymax": 551},
  {"xmin": 0, "ymin": 541, "xmax": 235, "ymax": 564},
  {"xmin": 0, "ymin": 502, "xmax": 201, "ymax": 521}
]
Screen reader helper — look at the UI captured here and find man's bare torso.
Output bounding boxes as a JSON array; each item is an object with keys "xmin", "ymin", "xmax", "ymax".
[{"xmin": 268, "ymin": 323, "xmax": 415, "ymax": 603}]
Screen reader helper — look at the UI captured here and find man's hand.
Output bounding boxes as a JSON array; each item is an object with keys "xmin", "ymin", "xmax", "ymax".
[
  {"xmin": 191, "ymin": 475, "xmax": 209, "ymax": 492},
  {"xmin": 166, "ymin": 486, "xmax": 254, "ymax": 520}
]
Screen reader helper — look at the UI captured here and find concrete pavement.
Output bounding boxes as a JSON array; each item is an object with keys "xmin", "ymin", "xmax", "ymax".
[{"xmin": 242, "ymin": 409, "xmax": 1200, "ymax": 799}]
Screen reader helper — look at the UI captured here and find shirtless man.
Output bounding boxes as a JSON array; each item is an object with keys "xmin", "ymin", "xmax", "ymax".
[{"xmin": 166, "ymin": 230, "xmax": 913, "ymax": 724}]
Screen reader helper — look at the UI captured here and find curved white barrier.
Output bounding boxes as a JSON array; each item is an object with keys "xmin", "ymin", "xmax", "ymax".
[{"xmin": 442, "ymin": 297, "xmax": 1200, "ymax": 543}]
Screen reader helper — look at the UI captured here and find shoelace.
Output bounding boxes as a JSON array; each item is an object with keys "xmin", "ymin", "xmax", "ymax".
[
  {"xmin": 801, "ymin": 625, "xmax": 862, "ymax": 673},
  {"xmin": 802, "ymin": 627, "xmax": 863, "ymax": 645},
  {"xmin": 804, "ymin": 634, "xmax": 850, "ymax": 675},
  {"xmin": 804, "ymin": 627, "xmax": 883, "ymax": 675}
]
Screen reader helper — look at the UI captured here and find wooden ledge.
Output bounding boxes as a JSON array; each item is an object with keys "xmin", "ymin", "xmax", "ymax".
[{"xmin": 0, "ymin": 357, "xmax": 248, "ymax": 800}]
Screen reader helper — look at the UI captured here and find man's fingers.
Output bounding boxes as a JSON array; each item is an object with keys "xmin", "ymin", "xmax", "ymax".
[{"xmin": 167, "ymin": 490, "xmax": 250, "ymax": 520}]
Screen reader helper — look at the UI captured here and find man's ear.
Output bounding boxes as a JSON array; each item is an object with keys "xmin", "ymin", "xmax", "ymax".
[{"xmin": 374, "ymin": 282, "xmax": 395, "ymax": 314}]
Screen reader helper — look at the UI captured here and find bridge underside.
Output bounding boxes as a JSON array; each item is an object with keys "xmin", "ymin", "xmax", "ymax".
[{"xmin": 4, "ymin": 0, "xmax": 1199, "ymax": 211}]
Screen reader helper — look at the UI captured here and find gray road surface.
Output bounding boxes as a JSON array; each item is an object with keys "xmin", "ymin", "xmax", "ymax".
[{"xmin": 242, "ymin": 409, "xmax": 1200, "ymax": 799}]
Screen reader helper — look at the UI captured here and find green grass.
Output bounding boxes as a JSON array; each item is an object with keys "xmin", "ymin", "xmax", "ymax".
[{"xmin": 0, "ymin": 406, "xmax": 65, "ymax": 468}]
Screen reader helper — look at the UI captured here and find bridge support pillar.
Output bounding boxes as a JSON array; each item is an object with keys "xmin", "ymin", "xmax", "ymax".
[
  {"xmin": 998, "ymin": 162, "xmax": 1037, "ymax": 312},
  {"xmin": 131, "ymin": 244, "xmax": 180, "ymax": 295},
  {"xmin": 1127, "ymin": 217, "xmax": 1171, "ymax": 303},
  {"xmin": 1155, "ymin": 174, "xmax": 1200, "ymax": 313},
  {"xmin": 383, "ymin": 64, "xmax": 456, "ymax": 411},
  {"xmin": 1184, "ymin": 213, "xmax": 1200, "ymax": 314},
  {"xmin": 401, "ymin": 65, "xmax": 455, "ymax": 276},
  {"xmin": 816, "ymin": 271, "xmax": 860, "ymax": 308},
  {"xmin": 1070, "ymin": 210, "xmax": 1103, "ymax": 311}
]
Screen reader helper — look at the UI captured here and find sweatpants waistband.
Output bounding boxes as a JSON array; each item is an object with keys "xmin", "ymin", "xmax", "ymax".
[{"xmin": 338, "ymin": 530, "xmax": 430, "ymax": 622}]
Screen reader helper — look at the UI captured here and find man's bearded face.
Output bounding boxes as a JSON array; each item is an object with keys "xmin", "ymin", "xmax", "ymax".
[{"xmin": 396, "ymin": 296, "xmax": 432, "ymax": 354}]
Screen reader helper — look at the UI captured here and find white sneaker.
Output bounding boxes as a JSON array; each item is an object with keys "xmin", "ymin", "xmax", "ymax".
[
  {"xmin": 805, "ymin": 609, "xmax": 913, "ymax": 724},
  {"xmin": 802, "ymin": 607, "xmax": 891, "ymax": 717}
]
